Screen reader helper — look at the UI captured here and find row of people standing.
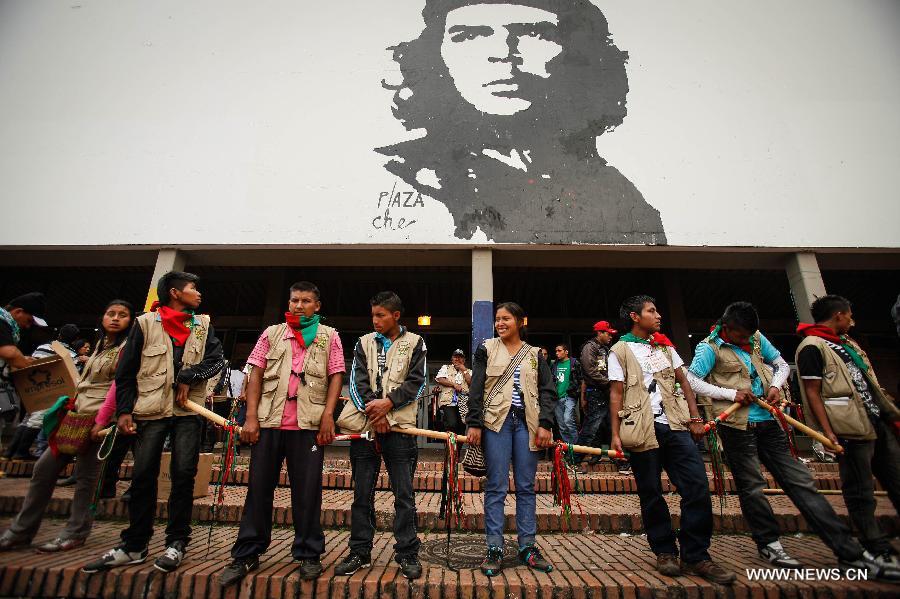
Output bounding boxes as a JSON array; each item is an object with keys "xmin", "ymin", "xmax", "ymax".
[{"xmin": 1, "ymin": 277, "xmax": 897, "ymax": 585}]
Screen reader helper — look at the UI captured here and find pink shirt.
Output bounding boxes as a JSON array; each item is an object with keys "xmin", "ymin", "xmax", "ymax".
[
  {"xmin": 96, "ymin": 381, "xmax": 117, "ymax": 425},
  {"xmin": 246, "ymin": 325, "xmax": 345, "ymax": 429}
]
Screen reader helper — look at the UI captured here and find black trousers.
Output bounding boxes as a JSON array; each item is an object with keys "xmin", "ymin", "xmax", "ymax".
[
  {"xmin": 231, "ymin": 428, "xmax": 325, "ymax": 560},
  {"xmin": 629, "ymin": 422, "xmax": 713, "ymax": 563},
  {"xmin": 120, "ymin": 416, "xmax": 201, "ymax": 552},
  {"xmin": 837, "ymin": 419, "xmax": 900, "ymax": 555},
  {"xmin": 348, "ymin": 433, "xmax": 419, "ymax": 558},
  {"xmin": 719, "ymin": 421, "xmax": 863, "ymax": 560}
]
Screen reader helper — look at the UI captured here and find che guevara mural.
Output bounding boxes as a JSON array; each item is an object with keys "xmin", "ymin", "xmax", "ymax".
[{"xmin": 376, "ymin": 0, "xmax": 666, "ymax": 244}]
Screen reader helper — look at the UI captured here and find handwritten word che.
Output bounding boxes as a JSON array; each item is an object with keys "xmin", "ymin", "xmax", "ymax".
[{"xmin": 372, "ymin": 185, "xmax": 425, "ymax": 231}]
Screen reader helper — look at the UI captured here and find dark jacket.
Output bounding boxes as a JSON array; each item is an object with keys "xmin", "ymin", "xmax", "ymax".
[
  {"xmin": 348, "ymin": 328, "xmax": 427, "ymax": 410},
  {"xmin": 551, "ymin": 357, "xmax": 582, "ymax": 399},
  {"xmin": 580, "ymin": 338, "xmax": 611, "ymax": 389}
]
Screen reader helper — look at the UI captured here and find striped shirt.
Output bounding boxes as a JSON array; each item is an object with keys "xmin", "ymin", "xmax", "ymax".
[{"xmin": 511, "ymin": 365, "xmax": 523, "ymax": 408}]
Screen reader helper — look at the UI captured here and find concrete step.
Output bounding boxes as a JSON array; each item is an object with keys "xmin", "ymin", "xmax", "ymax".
[
  {"xmin": 0, "ymin": 479, "xmax": 896, "ymax": 536},
  {"xmin": 1, "ymin": 518, "xmax": 898, "ymax": 599}
]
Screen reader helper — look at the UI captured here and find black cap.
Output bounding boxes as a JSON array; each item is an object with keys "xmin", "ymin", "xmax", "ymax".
[
  {"xmin": 452, "ymin": 348, "xmax": 465, "ymax": 357},
  {"xmin": 7, "ymin": 292, "xmax": 48, "ymax": 327}
]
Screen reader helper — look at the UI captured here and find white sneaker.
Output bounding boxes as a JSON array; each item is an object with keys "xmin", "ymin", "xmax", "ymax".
[
  {"xmin": 154, "ymin": 541, "xmax": 186, "ymax": 572},
  {"xmin": 82, "ymin": 546, "xmax": 148, "ymax": 572},
  {"xmin": 840, "ymin": 551, "xmax": 900, "ymax": 582},
  {"xmin": 759, "ymin": 541, "xmax": 801, "ymax": 568}
]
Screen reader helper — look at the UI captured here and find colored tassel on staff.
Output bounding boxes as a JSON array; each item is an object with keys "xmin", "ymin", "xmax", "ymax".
[
  {"xmin": 550, "ymin": 442, "xmax": 583, "ymax": 530},
  {"xmin": 702, "ymin": 402, "xmax": 742, "ymax": 513},
  {"xmin": 205, "ymin": 392, "xmax": 241, "ymax": 556},
  {"xmin": 443, "ymin": 432, "xmax": 464, "ymax": 530}
]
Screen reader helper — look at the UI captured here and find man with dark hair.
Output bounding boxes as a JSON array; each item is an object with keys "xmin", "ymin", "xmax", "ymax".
[
  {"xmin": 220, "ymin": 281, "xmax": 345, "ymax": 586},
  {"xmin": 687, "ymin": 302, "xmax": 890, "ymax": 577},
  {"xmin": 577, "ymin": 320, "xmax": 627, "ymax": 469},
  {"xmin": 377, "ymin": 0, "xmax": 665, "ymax": 244},
  {"xmin": 796, "ymin": 295, "xmax": 900, "ymax": 574},
  {"xmin": 1, "ymin": 299, "xmax": 53, "ymax": 460},
  {"xmin": 334, "ymin": 291, "xmax": 426, "ymax": 580},
  {"xmin": 609, "ymin": 295, "xmax": 734, "ymax": 584},
  {"xmin": 83, "ymin": 271, "xmax": 224, "ymax": 574},
  {"xmin": 1, "ymin": 292, "xmax": 45, "ymax": 381},
  {"xmin": 550, "ymin": 343, "xmax": 580, "ymax": 445}
]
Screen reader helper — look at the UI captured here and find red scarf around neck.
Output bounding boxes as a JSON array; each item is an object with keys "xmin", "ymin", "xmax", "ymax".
[
  {"xmin": 796, "ymin": 323, "xmax": 841, "ymax": 344},
  {"xmin": 651, "ymin": 332, "xmax": 675, "ymax": 347},
  {"xmin": 151, "ymin": 302, "xmax": 193, "ymax": 347}
]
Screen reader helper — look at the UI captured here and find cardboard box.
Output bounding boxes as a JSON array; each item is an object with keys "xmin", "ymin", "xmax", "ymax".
[
  {"xmin": 157, "ymin": 452, "xmax": 213, "ymax": 499},
  {"xmin": 11, "ymin": 341, "xmax": 79, "ymax": 413}
]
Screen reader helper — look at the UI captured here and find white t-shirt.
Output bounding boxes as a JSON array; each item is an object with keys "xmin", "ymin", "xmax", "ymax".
[
  {"xmin": 608, "ymin": 342, "xmax": 684, "ymax": 425},
  {"xmin": 436, "ymin": 364, "xmax": 471, "ymax": 387}
]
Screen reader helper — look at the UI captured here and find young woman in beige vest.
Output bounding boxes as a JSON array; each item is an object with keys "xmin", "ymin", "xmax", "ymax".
[
  {"xmin": 796, "ymin": 295, "xmax": 900, "ymax": 577},
  {"xmin": 466, "ymin": 302, "xmax": 556, "ymax": 576},
  {"xmin": 0, "ymin": 300, "xmax": 134, "ymax": 553}
]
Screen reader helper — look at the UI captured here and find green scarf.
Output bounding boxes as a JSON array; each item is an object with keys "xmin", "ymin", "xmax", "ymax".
[
  {"xmin": 620, "ymin": 333, "xmax": 650, "ymax": 344},
  {"xmin": 42, "ymin": 395, "xmax": 71, "ymax": 437},
  {"xmin": 297, "ymin": 314, "xmax": 320, "ymax": 348}
]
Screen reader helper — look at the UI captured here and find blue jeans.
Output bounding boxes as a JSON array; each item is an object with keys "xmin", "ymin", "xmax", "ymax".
[
  {"xmin": 629, "ymin": 421, "xmax": 712, "ymax": 563},
  {"xmin": 483, "ymin": 410, "xmax": 539, "ymax": 550},
  {"xmin": 555, "ymin": 396, "xmax": 577, "ymax": 445}
]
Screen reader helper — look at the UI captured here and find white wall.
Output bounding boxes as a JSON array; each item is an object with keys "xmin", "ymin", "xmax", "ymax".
[{"xmin": 1, "ymin": 0, "xmax": 898, "ymax": 247}]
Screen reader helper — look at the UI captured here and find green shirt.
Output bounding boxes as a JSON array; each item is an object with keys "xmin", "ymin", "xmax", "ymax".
[{"xmin": 555, "ymin": 358, "xmax": 571, "ymax": 398}]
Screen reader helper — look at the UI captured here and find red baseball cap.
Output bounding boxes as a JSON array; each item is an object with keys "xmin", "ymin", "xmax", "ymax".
[{"xmin": 593, "ymin": 320, "xmax": 617, "ymax": 334}]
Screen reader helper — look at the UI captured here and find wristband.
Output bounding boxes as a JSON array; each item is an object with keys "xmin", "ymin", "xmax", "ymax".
[{"xmin": 689, "ymin": 417, "xmax": 704, "ymax": 423}]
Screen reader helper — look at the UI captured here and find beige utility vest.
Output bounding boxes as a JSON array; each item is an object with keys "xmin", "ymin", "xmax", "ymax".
[
  {"xmin": 336, "ymin": 330, "xmax": 421, "ymax": 433},
  {"xmin": 73, "ymin": 343, "xmax": 126, "ymax": 413},
  {"xmin": 611, "ymin": 341, "xmax": 689, "ymax": 452},
  {"xmin": 795, "ymin": 335, "xmax": 899, "ymax": 441},
  {"xmin": 437, "ymin": 364, "xmax": 471, "ymax": 408},
  {"xmin": 700, "ymin": 333, "xmax": 773, "ymax": 431},
  {"xmin": 481, "ymin": 338, "xmax": 543, "ymax": 451},
  {"xmin": 132, "ymin": 312, "xmax": 210, "ymax": 420},
  {"xmin": 256, "ymin": 323, "xmax": 335, "ymax": 430}
]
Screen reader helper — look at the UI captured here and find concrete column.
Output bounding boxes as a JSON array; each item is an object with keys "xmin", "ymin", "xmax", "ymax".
[
  {"xmin": 144, "ymin": 248, "xmax": 186, "ymax": 311},
  {"xmin": 471, "ymin": 249, "xmax": 494, "ymax": 356},
  {"xmin": 786, "ymin": 252, "xmax": 827, "ymax": 324},
  {"xmin": 663, "ymin": 270, "xmax": 692, "ymax": 360}
]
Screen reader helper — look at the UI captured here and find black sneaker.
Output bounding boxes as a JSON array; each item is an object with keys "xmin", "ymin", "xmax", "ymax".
[
  {"xmin": 220, "ymin": 557, "xmax": 259, "ymax": 586},
  {"xmin": 334, "ymin": 552, "xmax": 371, "ymax": 576},
  {"xmin": 154, "ymin": 541, "xmax": 186, "ymax": 573},
  {"xmin": 298, "ymin": 559, "xmax": 323, "ymax": 580},
  {"xmin": 82, "ymin": 545, "xmax": 148, "ymax": 573},
  {"xmin": 481, "ymin": 545, "xmax": 504, "ymax": 577},
  {"xmin": 519, "ymin": 545, "xmax": 553, "ymax": 573},
  {"xmin": 397, "ymin": 555, "xmax": 422, "ymax": 580}
]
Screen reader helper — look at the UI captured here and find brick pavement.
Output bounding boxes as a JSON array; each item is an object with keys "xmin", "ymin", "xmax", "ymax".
[{"xmin": 0, "ymin": 518, "xmax": 898, "ymax": 599}]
